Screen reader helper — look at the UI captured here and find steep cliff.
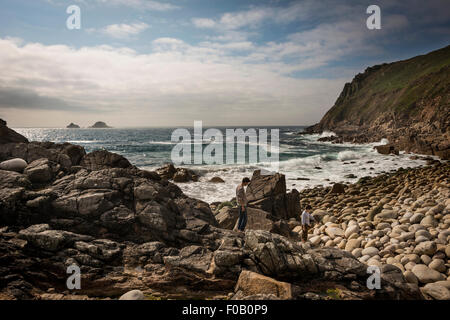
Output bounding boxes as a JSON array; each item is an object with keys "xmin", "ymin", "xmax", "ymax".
[{"xmin": 306, "ymin": 45, "xmax": 450, "ymax": 159}]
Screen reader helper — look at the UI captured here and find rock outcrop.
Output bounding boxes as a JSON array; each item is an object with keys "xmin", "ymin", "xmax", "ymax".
[
  {"xmin": 246, "ymin": 170, "xmax": 300, "ymax": 220},
  {"xmin": 305, "ymin": 45, "xmax": 450, "ymax": 159},
  {"xmin": 156, "ymin": 164, "xmax": 198, "ymax": 182},
  {"xmin": 0, "ymin": 119, "xmax": 28, "ymax": 144},
  {"xmin": 66, "ymin": 123, "xmax": 80, "ymax": 129}
]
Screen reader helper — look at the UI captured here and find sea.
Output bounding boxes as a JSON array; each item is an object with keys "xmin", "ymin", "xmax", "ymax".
[{"xmin": 14, "ymin": 126, "xmax": 430, "ymax": 203}]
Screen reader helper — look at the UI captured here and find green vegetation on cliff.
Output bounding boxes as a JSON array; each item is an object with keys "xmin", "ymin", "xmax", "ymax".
[
  {"xmin": 319, "ymin": 45, "xmax": 449, "ymax": 128},
  {"xmin": 307, "ymin": 45, "xmax": 450, "ymax": 159}
]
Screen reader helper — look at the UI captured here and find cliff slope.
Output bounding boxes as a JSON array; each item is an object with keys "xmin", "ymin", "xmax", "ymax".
[{"xmin": 306, "ymin": 45, "xmax": 450, "ymax": 159}]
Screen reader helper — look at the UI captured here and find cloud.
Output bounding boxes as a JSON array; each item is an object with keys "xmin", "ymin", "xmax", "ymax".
[
  {"xmin": 49, "ymin": 0, "xmax": 180, "ymax": 11},
  {"xmin": 192, "ymin": 18, "xmax": 216, "ymax": 29},
  {"xmin": 96, "ymin": 0, "xmax": 180, "ymax": 11},
  {"xmin": 190, "ymin": 1, "xmax": 412, "ymax": 72},
  {"xmin": 99, "ymin": 22, "xmax": 149, "ymax": 39},
  {"xmin": 0, "ymin": 87, "xmax": 83, "ymax": 111},
  {"xmin": 0, "ymin": 37, "xmax": 346, "ymax": 127}
]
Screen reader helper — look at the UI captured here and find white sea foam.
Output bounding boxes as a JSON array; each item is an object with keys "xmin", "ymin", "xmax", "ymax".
[
  {"xmin": 168, "ymin": 146, "xmax": 430, "ymax": 203},
  {"xmin": 337, "ymin": 150, "xmax": 363, "ymax": 161},
  {"xmin": 320, "ymin": 131, "xmax": 337, "ymax": 137}
]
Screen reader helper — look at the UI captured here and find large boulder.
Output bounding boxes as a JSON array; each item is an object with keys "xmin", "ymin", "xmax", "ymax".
[
  {"xmin": 246, "ymin": 170, "xmax": 300, "ymax": 220},
  {"xmin": 421, "ymin": 283, "xmax": 450, "ymax": 300},
  {"xmin": 325, "ymin": 226, "xmax": 345, "ymax": 239},
  {"xmin": 244, "ymin": 208, "xmax": 274, "ymax": 232},
  {"xmin": 414, "ymin": 241, "xmax": 437, "ymax": 256},
  {"xmin": 0, "ymin": 158, "xmax": 28, "ymax": 173},
  {"xmin": 156, "ymin": 164, "xmax": 177, "ymax": 179},
  {"xmin": 24, "ymin": 158, "xmax": 53, "ymax": 183},
  {"xmin": 216, "ymin": 207, "xmax": 239, "ymax": 230},
  {"xmin": 155, "ymin": 164, "xmax": 198, "ymax": 182},
  {"xmin": 119, "ymin": 290, "xmax": 145, "ymax": 300},
  {"xmin": 374, "ymin": 144, "xmax": 399, "ymax": 155},
  {"xmin": 411, "ymin": 264, "xmax": 446, "ymax": 284},
  {"xmin": 173, "ymin": 168, "xmax": 198, "ymax": 182},
  {"xmin": 234, "ymin": 270, "xmax": 292, "ymax": 299},
  {"xmin": 329, "ymin": 183, "xmax": 345, "ymax": 194}
]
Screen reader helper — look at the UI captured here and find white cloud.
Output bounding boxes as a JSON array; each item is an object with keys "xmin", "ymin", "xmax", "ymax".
[
  {"xmin": 192, "ymin": 18, "xmax": 216, "ymax": 29},
  {"xmin": 0, "ymin": 37, "xmax": 346, "ymax": 127},
  {"xmin": 95, "ymin": 0, "xmax": 179, "ymax": 11},
  {"xmin": 100, "ymin": 22, "xmax": 149, "ymax": 39}
]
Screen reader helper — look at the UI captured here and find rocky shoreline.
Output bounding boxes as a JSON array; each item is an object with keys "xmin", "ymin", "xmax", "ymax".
[{"xmin": 0, "ymin": 119, "xmax": 448, "ymax": 300}]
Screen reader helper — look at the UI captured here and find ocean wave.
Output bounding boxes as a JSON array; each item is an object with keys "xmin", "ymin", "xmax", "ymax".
[
  {"xmin": 337, "ymin": 150, "xmax": 364, "ymax": 161},
  {"xmin": 320, "ymin": 131, "xmax": 337, "ymax": 138}
]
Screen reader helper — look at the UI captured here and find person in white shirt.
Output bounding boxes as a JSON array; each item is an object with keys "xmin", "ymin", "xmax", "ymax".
[{"xmin": 301, "ymin": 205, "xmax": 315, "ymax": 242}]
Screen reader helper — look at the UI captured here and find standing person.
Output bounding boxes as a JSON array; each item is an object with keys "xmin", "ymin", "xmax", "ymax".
[
  {"xmin": 236, "ymin": 177, "xmax": 251, "ymax": 232},
  {"xmin": 301, "ymin": 205, "xmax": 315, "ymax": 242}
]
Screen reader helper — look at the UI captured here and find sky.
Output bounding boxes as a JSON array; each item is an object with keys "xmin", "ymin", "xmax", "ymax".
[{"xmin": 0, "ymin": 0, "xmax": 449, "ymax": 128}]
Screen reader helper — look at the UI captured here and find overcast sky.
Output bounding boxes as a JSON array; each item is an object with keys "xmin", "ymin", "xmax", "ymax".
[{"xmin": 0, "ymin": 0, "xmax": 449, "ymax": 127}]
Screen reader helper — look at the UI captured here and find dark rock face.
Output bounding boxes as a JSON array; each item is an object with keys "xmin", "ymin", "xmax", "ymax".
[
  {"xmin": 24, "ymin": 159, "xmax": 54, "ymax": 183},
  {"xmin": 0, "ymin": 119, "xmax": 28, "ymax": 144},
  {"xmin": 66, "ymin": 123, "xmax": 80, "ymax": 129},
  {"xmin": 80, "ymin": 150, "xmax": 132, "ymax": 171},
  {"xmin": 305, "ymin": 46, "xmax": 450, "ymax": 160},
  {"xmin": 246, "ymin": 170, "xmax": 300, "ymax": 220}
]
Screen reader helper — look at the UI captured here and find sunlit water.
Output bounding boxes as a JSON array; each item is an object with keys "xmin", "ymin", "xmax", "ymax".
[{"xmin": 15, "ymin": 126, "xmax": 430, "ymax": 203}]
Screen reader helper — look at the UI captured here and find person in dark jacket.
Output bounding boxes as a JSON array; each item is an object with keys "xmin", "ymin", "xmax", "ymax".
[{"xmin": 236, "ymin": 177, "xmax": 250, "ymax": 232}]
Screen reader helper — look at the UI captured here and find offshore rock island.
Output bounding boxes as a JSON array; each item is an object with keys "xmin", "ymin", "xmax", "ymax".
[{"xmin": 90, "ymin": 121, "xmax": 112, "ymax": 129}]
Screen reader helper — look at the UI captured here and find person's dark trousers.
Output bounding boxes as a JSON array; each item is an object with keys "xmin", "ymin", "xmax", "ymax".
[
  {"xmin": 302, "ymin": 224, "xmax": 309, "ymax": 241},
  {"xmin": 237, "ymin": 206, "xmax": 247, "ymax": 231}
]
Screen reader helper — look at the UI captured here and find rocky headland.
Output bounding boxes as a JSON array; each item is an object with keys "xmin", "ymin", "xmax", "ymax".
[
  {"xmin": 90, "ymin": 121, "xmax": 111, "ymax": 129},
  {"xmin": 66, "ymin": 123, "xmax": 80, "ymax": 129},
  {"xmin": 0, "ymin": 119, "xmax": 448, "ymax": 300},
  {"xmin": 304, "ymin": 45, "xmax": 450, "ymax": 160}
]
